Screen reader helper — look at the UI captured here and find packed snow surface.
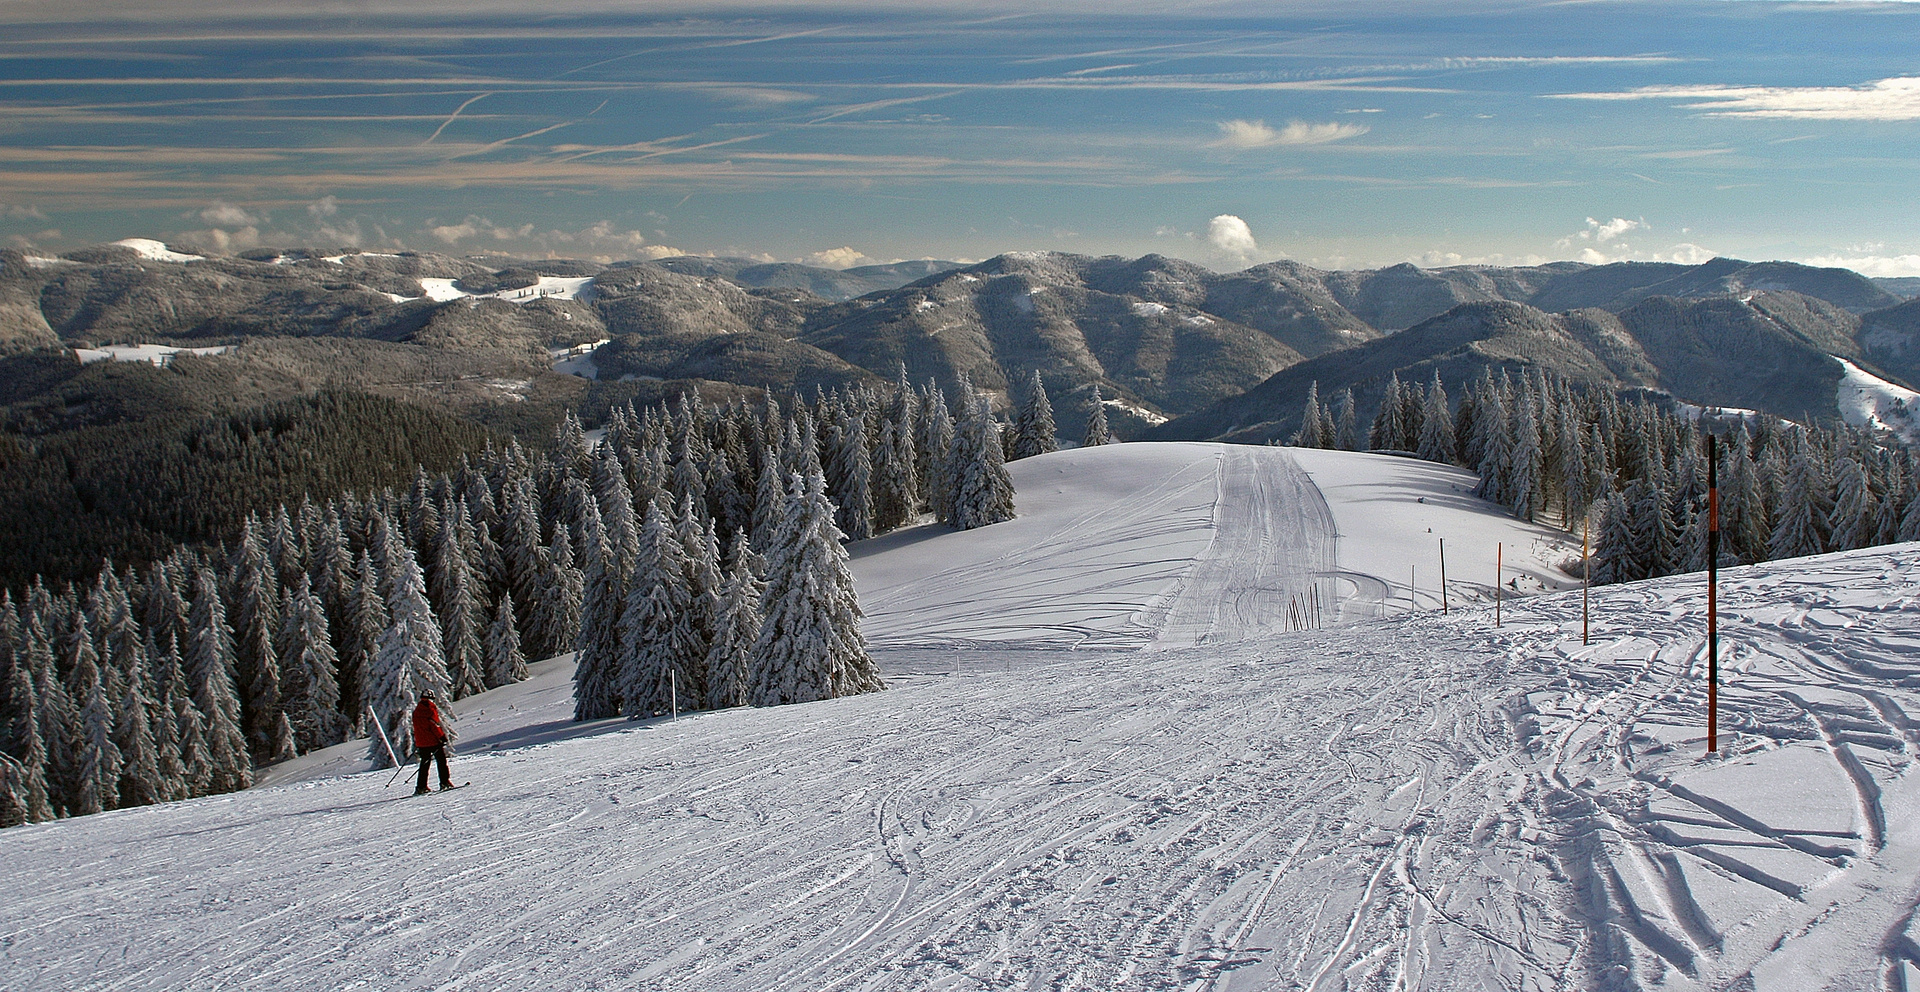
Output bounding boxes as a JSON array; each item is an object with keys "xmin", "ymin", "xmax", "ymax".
[
  {"xmin": 1836, "ymin": 356, "xmax": 1920, "ymax": 444},
  {"xmin": 854, "ymin": 445, "xmax": 1570, "ymax": 651},
  {"xmin": 7, "ymin": 444, "xmax": 1920, "ymax": 990}
]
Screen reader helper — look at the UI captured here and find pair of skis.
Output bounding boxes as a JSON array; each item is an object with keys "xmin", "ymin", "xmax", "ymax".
[{"xmin": 368, "ymin": 705, "xmax": 469, "ymax": 793}]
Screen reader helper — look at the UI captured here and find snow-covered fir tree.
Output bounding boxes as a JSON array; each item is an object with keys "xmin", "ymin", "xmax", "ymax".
[
  {"xmin": 484, "ymin": 593, "xmax": 529, "ymax": 689},
  {"xmin": 1417, "ymin": 374, "xmax": 1455, "ymax": 464},
  {"xmin": 706, "ymin": 534, "xmax": 762, "ymax": 710},
  {"xmin": 276, "ymin": 576, "xmax": 344, "ymax": 752},
  {"xmin": 114, "ymin": 668, "xmax": 161, "ymax": 809},
  {"xmin": 364, "ymin": 535, "xmax": 449, "ymax": 766},
  {"xmin": 749, "ymin": 471, "xmax": 883, "ymax": 706},
  {"xmin": 1083, "ymin": 384, "xmax": 1113, "ymax": 447},
  {"xmin": 618, "ymin": 501, "xmax": 702, "ymax": 719},
  {"xmin": 871, "ymin": 421, "xmax": 917, "ymax": 533},
  {"xmin": 947, "ymin": 380, "xmax": 1017, "ymax": 530},
  {"xmin": 574, "ymin": 452, "xmax": 639, "ymax": 722},
  {"xmin": 186, "ymin": 567, "xmax": 250, "ymax": 791},
  {"xmin": 1294, "ymin": 382, "xmax": 1327, "ymax": 448},
  {"xmin": 1011, "ymin": 370, "xmax": 1059, "ymax": 460}
]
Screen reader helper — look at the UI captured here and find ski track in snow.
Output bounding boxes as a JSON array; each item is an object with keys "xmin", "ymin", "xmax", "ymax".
[{"xmin": 6, "ymin": 446, "xmax": 1920, "ymax": 990}]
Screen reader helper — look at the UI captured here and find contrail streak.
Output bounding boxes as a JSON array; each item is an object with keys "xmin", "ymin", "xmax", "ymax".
[{"xmin": 423, "ymin": 92, "xmax": 491, "ymax": 145}]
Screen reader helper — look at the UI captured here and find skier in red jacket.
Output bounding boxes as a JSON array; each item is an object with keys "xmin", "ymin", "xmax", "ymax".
[{"xmin": 412, "ymin": 691, "xmax": 456, "ymax": 795}]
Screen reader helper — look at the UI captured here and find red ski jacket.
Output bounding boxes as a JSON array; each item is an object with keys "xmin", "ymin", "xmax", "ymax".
[{"xmin": 412, "ymin": 698, "xmax": 448, "ymax": 749}]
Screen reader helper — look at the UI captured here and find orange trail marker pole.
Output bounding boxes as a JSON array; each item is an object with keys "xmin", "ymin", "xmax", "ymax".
[
  {"xmin": 1707, "ymin": 435, "xmax": 1720, "ymax": 754},
  {"xmin": 1582, "ymin": 518, "xmax": 1590, "ymax": 646},
  {"xmin": 1439, "ymin": 538, "xmax": 1448, "ymax": 614},
  {"xmin": 1495, "ymin": 542, "xmax": 1503, "ymax": 628}
]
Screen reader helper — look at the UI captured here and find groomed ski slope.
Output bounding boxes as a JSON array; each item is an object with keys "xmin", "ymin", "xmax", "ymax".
[{"xmin": 7, "ymin": 445, "xmax": 1919, "ymax": 990}]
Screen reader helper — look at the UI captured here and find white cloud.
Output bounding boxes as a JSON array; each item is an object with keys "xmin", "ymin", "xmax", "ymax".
[
  {"xmin": 1660, "ymin": 243, "xmax": 1716, "ymax": 265},
  {"xmin": 1550, "ymin": 217, "xmax": 1716, "ymax": 265},
  {"xmin": 429, "ymin": 221, "xmax": 478, "ymax": 245},
  {"xmin": 1552, "ymin": 75, "xmax": 1920, "ymax": 121},
  {"xmin": 638, "ymin": 245, "xmax": 694, "ymax": 260},
  {"xmin": 1206, "ymin": 214, "xmax": 1258, "ymax": 261},
  {"xmin": 1800, "ymin": 253, "xmax": 1920, "ymax": 278},
  {"xmin": 199, "ymin": 202, "xmax": 258, "ymax": 227},
  {"xmin": 306, "ymin": 196, "xmax": 339, "ymax": 220},
  {"xmin": 1, "ymin": 203, "xmax": 47, "ymax": 221},
  {"xmin": 1209, "ymin": 118, "xmax": 1369, "ymax": 149},
  {"xmin": 1418, "ymin": 250, "xmax": 1548, "ymax": 267},
  {"xmin": 805, "ymin": 246, "xmax": 872, "ymax": 269},
  {"xmin": 180, "ymin": 225, "xmax": 261, "ymax": 253},
  {"xmin": 695, "ymin": 86, "xmax": 817, "ymax": 107},
  {"xmin": 1586, "ymin": 216, "xmax": 1645, "ymax": 243},
  {"xmin": 314, "ymin": 219, "xmax": 364, "ymax": 247}
]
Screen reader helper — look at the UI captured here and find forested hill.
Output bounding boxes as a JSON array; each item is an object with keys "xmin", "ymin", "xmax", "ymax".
[{"xmin": 0, "ymin": 387, "xmax": 496, "ymax": 590}]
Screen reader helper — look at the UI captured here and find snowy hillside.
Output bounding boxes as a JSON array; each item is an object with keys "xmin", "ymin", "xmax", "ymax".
[
  {"xmin": 855, "ymin": 444, "xmax": 1575, "ymax": 652},
  {"xmin": 9, "ymin": 444, "xmax": 1920, "ymax": 990},
  {"xmin": 1837, "ymin": 357, "xmax": 1920, "ymax": 445}
]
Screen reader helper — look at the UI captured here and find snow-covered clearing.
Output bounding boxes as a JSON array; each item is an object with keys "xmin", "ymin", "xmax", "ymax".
[
  {"xmin": 110, "ymin": 238, "xmax": 202, "ymax": 263},
  {"xmin": 6, "ymin": 444, "xmax": 1919, "ymax": 990},
  {"xmin": 551, "ymin": 338, "xmax": 610, "ymax": 379},
  {"xmin": 417, "ymin": 275, "xmax": 596, "ymax": 306},
  {"xmin": 1837, "ymin": 357, "xmax": 1920, "ymax": 444},
  {"xmin": 72, "ymin": 343, "xmax": 230, "ymax": 366}
]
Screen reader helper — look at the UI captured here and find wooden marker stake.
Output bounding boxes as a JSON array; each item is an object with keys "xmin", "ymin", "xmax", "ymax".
[
  {"xmin": 1707, "ymin": 436, "xmax": 1720, "ymax": 755},
  {"xmin": 1495, "ymin": 542, "xmax": 1503, "ymax": 628}
]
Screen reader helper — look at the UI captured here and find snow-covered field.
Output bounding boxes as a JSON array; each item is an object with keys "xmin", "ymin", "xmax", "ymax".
[
  {"xmin": 1838, "ymin": 357, "xmax": 1920, "ymax": 445},
  {"xmin": 417, "ymin": 275, "xmax": 596, "ymax": 306},
  {"xmin": 111, "ymin": 238, "xmax": 203, "ymax": 263},
  {"xmin": 72, "ymin": 344, "xmax": 230, "ymax": 366},
  {"xmin": 5, "ymin": 444, "xmax": 1917, "ymax": 990}
]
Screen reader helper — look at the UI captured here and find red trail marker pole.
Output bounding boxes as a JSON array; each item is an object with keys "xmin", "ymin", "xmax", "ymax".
[
  {"xmin": 1582, "ymin": 518, "xmax": 1590, "ymax": 646},
  {"xmin": 1439, "ymin": 538, "xmax": 1448, "ymax": 615},
  {"xmin": 1707, "ymin": 436, "xmax": 1720, "ymax": 755}
]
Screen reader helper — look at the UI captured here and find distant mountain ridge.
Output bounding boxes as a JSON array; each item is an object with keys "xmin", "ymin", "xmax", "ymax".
[{"xmin": 1, "ymin": 240, "xmax": 1913, "ymax": 446}]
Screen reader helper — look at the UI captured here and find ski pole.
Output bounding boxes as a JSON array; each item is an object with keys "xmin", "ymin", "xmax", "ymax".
[{"xmin": 368, "ymin": 704, "xmax": 407, "ymax": 787}]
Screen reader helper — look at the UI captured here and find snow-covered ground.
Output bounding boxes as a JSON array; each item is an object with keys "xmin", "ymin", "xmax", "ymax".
[
  {"xmin": 7, "ymin": 443, "xmax": 1919, "ymax": 990},
  {"xmin": 72, "ymin": 343, "xmax": 231, "ymax": 366},
  {"xmin": 551, "ymin": 338, "xmax": 610, "ymax": 379},
  {"xmin": 417, "ymin": 275, "xmax": 596, "ymax": 306},
  {"xmin": 111, "ymin": 238, "xmax": 203, "ymax": 263},
  {"xmin": 1837, "ymin": 357, "xmax": 1920, "ymax": 444},
  {"xmin": 855, "ymin": 445, "xmax": 1572, "ymax": 652}
]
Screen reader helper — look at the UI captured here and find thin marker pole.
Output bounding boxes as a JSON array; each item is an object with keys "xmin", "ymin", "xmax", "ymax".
[
  {"xmin": 1439, "ymin": 538, "xmax": 1448, "ymax": 615},
  {"xmin": 1707, "ymin": 435, "xmax": 1720, "ymax": 754},
  {"xmin": 1582, "ymin": 518, "xmax": 1590, "ymax": 646},
  {"xmin": 1495, "ymin": 542, "xmax": 1503, "ymax": 628},
  {"xmin": 1410, "ymin": 565, "xmax": 1416, "ymax": 613},
  {"xmin": 671, "ymin": 670, "xmax": 679, "ymax": 723}
]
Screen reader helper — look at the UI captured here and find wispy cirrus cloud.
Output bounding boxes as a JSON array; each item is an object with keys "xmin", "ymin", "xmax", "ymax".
[
  {"xmin": 1551, "ymin": 75, "xmax": 1920, "ymax": 121},
  {"xmin": 1209, "ymin": 119, "xmax": 1368, "ymax": 149}
]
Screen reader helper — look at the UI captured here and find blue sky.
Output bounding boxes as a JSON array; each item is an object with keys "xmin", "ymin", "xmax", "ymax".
[{"xmin": 1, "ymin": 0, "xmax": 1917, "ymax": 274}]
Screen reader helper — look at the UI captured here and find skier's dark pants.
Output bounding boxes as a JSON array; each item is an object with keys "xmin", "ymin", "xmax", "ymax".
[{"xmin": 416, "ymin": 745, "xmax": 451, "ymax": 791}]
